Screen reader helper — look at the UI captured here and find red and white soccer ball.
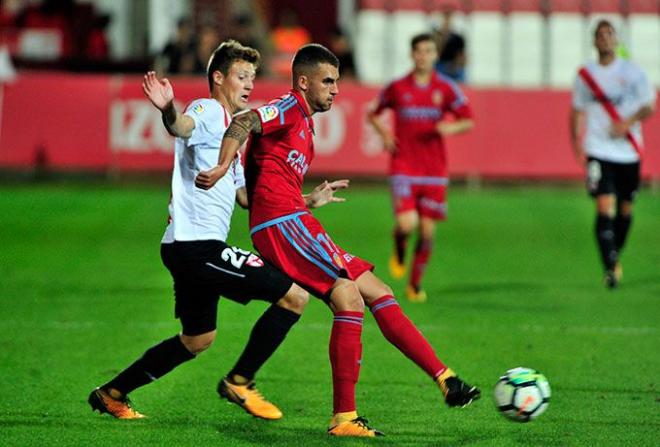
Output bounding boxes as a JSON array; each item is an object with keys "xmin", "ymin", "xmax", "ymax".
[{"xmin": 494, "ymin": 367, "xmax": 551, "ymax": 422}]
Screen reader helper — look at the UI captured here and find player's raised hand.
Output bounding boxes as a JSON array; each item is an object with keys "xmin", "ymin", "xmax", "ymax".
[{"xmin": 142, "ymin": 71, "xmax": 174, "ymax": 111}]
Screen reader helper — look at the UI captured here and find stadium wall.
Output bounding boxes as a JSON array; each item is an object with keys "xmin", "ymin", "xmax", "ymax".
[{"xmin": 1, "ymin": 73, "xmax": 659, "ymax": 179}]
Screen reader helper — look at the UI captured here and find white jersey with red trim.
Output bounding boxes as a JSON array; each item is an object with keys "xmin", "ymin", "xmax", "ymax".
[
  {"xmin": 162, "ymin": 98, "xmax": 245, "ymax": 243},
  {"xmin": 572, "ymin": 58, "xmax": 656, "ymax": 163}
]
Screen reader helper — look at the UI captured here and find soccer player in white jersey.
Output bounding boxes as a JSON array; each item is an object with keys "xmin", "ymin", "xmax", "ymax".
[
  {"xmin": 570, "ymin": 20, "xmax": 656, "ymax": 288},
  {"xmin": 89, "ymin": 40, "xmax": 346, "ymax": 420}
]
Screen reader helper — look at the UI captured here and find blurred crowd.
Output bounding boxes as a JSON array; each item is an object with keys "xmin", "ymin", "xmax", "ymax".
[
  {"xmin": 0, "ymin": 0, "xmax": 110, "ymax": 62},
  {"xmin": 153, "ymin": 7, "xmax": 360, "ymax": 81},
  {"xmin": 0, "ymin": 0, "xmax": 466, "ymax": 83}
]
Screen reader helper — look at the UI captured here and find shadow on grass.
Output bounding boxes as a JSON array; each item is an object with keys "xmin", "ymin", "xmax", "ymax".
[{"xmin": 213, "ymin": 420, "xmax": 494, "ymax": 446}]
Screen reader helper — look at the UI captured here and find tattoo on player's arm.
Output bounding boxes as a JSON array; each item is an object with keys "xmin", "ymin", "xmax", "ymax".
[
  {"xmin": 226, "ymin": 111, "xmax": 262, "ymax": 143},
  {"xmin": 161, "ymin": 102, "xmax": 178, "ymax": 136}
]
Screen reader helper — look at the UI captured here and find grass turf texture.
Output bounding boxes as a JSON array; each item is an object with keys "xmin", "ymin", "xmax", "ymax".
[{"xmin": 0, "ymin": 183, "xmax": 658, "ymax": 446}]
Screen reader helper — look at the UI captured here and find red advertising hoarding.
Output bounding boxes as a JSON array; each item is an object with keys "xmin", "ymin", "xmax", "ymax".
[{"xmin": 1, "ymin": 73, "xmax": 659, "ymax": 179}]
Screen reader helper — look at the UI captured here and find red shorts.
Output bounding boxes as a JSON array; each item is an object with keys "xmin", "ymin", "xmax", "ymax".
[
  {"xmin": 251, "ymin": 212, "xmax": 374, "ymax": 298},
  {"xmin": 390, "ymin": 175, "xmax": 448, "ymax": 220}
]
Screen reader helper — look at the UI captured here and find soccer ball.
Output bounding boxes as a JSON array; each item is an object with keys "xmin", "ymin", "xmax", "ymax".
[{"xmin": 494, "ymin": 367, "xmax": 551, "ymax": 422}]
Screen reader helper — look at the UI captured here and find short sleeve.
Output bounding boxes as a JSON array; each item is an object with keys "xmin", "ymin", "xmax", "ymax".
[
  {"xmin": 184, "ymin": 99, "xmax": 222, "ymax": 146},
  {"xmin": 443, "ymin": 79, "xmax": 473, "ymax": 119},
  {"xmin": 372, "ymin": 82, "xmax": 395, "ymax": 115},
  {"xmin": 232, "ymin": 154, "xmax": 245, "ymax": 189},
  {"xmin": 572, "ymin": 75, "xmax": 590, "ymax": 111},
  {"xmin": 254, "ymin": 98, "xmax": 297, "ymax": 136}
]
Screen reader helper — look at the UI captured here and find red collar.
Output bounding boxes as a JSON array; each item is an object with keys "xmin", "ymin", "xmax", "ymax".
[{"xmin": 288, "ymin": 89, "xmax": 314, "ymax": 131}]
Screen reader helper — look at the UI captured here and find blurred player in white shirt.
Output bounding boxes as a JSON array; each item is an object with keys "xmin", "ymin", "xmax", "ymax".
[{"xmin": 570, "ymin": 20, "xmax": 656, "ymax": 288}]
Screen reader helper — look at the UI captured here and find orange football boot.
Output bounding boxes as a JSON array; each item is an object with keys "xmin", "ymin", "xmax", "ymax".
[
  {"xmin": 218, "ymin": 378, "xmax": 283, "ymax": 420},
  {"xmin": 88, "ymin": 387, "xmax": 145, "ymax": 419},
  {"xmin": 328, "ymin": 412, "xmax": 384, "ymax": 437}
]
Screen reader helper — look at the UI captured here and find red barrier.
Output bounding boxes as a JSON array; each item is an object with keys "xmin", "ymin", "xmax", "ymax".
[{"xmin": 1, "ymin": 73, "xmax": 659, "ymax": 179}]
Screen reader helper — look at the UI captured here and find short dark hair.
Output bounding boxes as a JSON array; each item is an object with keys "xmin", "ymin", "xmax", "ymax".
[
  {"xmin": 411, "ymin": 33, "xmax": 435, "ymax": 51},
  {"xmin": 206, "ymin": 39, "xmax": 260, "ymax": 91},
  {"xmin": 292, "ymin": 44, "xmax": 339, "ymax": 81},
  {"xmin": 594, "ymin": 19, "xmax": 615, "ymax": 38}
]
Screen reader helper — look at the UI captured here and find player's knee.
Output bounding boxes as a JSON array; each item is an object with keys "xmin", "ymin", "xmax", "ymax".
[
  {"xmin": 380, "ymin": 283, "xmax": 394, "ymax": 297},
  {"xmin": 278, "ymin": 283, "xmax": 309, "ymax": 314},
  {"xmin": 618, "ymin": 201, "xmax": 633, "ymax": 216},
  {"xmin": 180, "ymin": 331, "xmax": 216, "ymax": 355},
  {"xmin": 420, "ymin": 228, "xmax": 436, "ymax": 242},
  {"xmin": 330, "ymin": 281, "xmax": 364, "ymax": 312},
  {"xmin": 596, "ymin": 196, "xmax": 616, "ymax": 216},
  {"xmin": 396, "ymin": 211, "xmax": 419, "ymax": 235},
  {"xmin": 397, "ymin": 220, "xmax": 417, "ymax": 235}
]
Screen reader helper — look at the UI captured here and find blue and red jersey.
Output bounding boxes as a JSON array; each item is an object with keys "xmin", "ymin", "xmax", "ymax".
[
  {"xmin": 373, "ymin": 72, "xmax": 472, "ymax": 177},
  {"xmin": 245, "ymin": 89, "xmax": 315, "ymax": 230}
]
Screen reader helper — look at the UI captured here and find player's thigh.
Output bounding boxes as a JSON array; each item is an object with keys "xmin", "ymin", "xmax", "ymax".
[
  {"xmin": 170, "ymin": 277, "xmax": 220, "ymax": 336},
  {"xmin": 355, "ymin": 270, "xmax": 393, "ymax": 305},
  {"xmin": 586, "ymin": 158, "xmax": 616, "ymax": 200},
  {"xmin": 252, "ymin": 213, "xmax": 373, "ymax": 300},
  {"xmin": 613, "ymin": 161, "xmax": 641, "ymax": 205},
  {"xmin": 161, "ymin": 242, "xmax": 221, "ymax": 336},
  {"xmin": 390, "ymin": 176, "xmax": 416, "ymax": 216},
  {"xmin": 203, "ymin": 244, "xmax": 294, "ymax": 305},
  {"xmin": 417, "ymin": 184, "xmax": 447, "ymax": 221},
  {"xmin": 395, "ymin": 210, "xmax": 419, "ymax": 234}
]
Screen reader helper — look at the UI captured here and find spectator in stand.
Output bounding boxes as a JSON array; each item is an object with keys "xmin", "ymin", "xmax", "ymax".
[
  {"xmin": 433, "ymin": 6, "xmax": 466, "ymax": 83},
  {"xmin": 0, "ymin": 0, "xmax": 21, "ymax": 27},
  {"xmin": 155, "ymin": 18, "xmax": 195, "ymax": 75},
  {"xmin": 14, "ymin": 0, "xmax": 76, "ymax": 59},
  {"xmin": 184, "ymin": 24, "xmax": 220, "ymax": 74},
  {"xmin": 270, "ymin": 8, "xmax": 310, "ymax": 78},
  {"xmin": 329, "ymin": 26, "xmax": 355, "ymax": 79},
  {"xmin": 231, "ymin": 14, "xmax": 262, "ymax": 57},
  {"xmin": 85, "ymin": 13, "xmax": 110, "ymax": 61},
  {"xmin": 229, "ymin": 13, "xmax": 271, "ymax": 76}
]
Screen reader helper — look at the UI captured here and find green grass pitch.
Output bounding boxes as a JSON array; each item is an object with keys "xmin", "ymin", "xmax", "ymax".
[{"xmin": 1, "ymin": 182, "xmax": 658, "ymax": 446}]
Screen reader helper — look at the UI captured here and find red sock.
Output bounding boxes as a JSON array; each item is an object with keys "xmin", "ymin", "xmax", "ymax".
[
  {"xmin": 329, "ymin": 311, "xmax": 364, "ymax": 414},
  {"xmin": 369, "ymin": 295, "xmax": 446, "ymax": 379},
  {"xmin": 394, "ymin": 228, "xmax": 408, "ymax": 264},
  {"xmin": 410, "ymin": 238, "xmax": 433, "ymax": 290}
]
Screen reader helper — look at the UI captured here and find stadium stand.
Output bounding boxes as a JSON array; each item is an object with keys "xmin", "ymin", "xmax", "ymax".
[
  {"xmin": 508, "ymin": 0, "xmax": 545, "ymax": 86},
  {"xmin": 354, "ymin": 0, "xmax": 660, "ymax": 87}
]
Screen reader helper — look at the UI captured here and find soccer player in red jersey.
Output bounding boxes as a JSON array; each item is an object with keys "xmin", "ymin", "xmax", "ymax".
[
  {"xmin": 368, "ymin": 33, "xmax": 474, "ymax": 302},
  {"xmin": 196, "ymin": 44, "xmax": 480, "ymax": 437}
]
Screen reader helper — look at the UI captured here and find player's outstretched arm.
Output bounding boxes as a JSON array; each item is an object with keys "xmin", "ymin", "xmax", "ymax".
[
  {"xmin": 195, "ymin": 111, "xmax": 262, "ymax": 190},
  {"xmin": 304, "ymin": 179, "xmax": 349, "ymax": 208},
  {"xmin": 142, "ymin": 71, "xmax": 194, "ymax": 138}
]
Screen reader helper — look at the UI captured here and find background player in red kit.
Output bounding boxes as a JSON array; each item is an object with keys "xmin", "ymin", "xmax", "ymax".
[
  {"xmin": 368, "ymin": 33, "xmax": 474, "ymax": 302},
  {"xmin": 196, "ymin": 44, "xmax": 479, "ymax": 438}
]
